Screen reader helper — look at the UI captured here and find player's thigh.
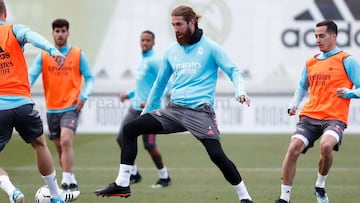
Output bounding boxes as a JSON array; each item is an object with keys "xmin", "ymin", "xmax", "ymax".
[
  {"xmin": 183, "ymin": 104, "xmax": 220, "ymax": 140},
  {"xmin": 118, "ymin": 108, "xmax": 142, "ymax": 141},
  {"xmin": 60, "ymin": 110, "xmax": 79, "ymax": 132},
  {"xmin": 14, "ymin": 104, "xmax": 43, "ymax": 144},
  {"xmin": 47, "ymin": 113, "xmax": 62, "ymax": 140},
  {"xmin": 293, "ymin": 116, "xmax": 323, "ymax": 153},
  {"xmin": 0, "ymin": 108, "xmax": 16, "ymax": 151},
  {"xmin": 322, "ymin": 120, "xmax": 346, "ymax": 151}
]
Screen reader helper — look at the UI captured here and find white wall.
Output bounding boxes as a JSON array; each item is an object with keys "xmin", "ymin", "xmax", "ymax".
[{"xmin": 92, "ymin": 0, "xmax": 360, "ymax": 94}]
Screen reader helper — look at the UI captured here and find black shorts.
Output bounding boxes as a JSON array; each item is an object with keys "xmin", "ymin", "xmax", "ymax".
[{"xmin": 0, "ymin": 104, "xmax": 43, "ymax": 151}]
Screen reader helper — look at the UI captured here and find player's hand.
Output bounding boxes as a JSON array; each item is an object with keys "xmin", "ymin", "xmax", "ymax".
[
  {"xmin": 75, "ymin": 99, "xmax": 85, "ymax": 112},
  {"xmin": 119, "ymin": 93, "xmax": 128, "ymax": 102},
  {"xmin": 287, "ymin": 106, "xmax": 297, "ymax": 116},
  {"xmin": 140, "ymin": 102, "xmax": 146, "ymax": 109},
  {"xmin": 335, "ymin": 88, "xmax": 345, "ymax": 98},
  {"xmin": 53, "ymin": 52, "xmax": 65, "ymax": 69},
  {"xmin": 236, "ymin": 95, "xmax": 250, "ymax": 106}
]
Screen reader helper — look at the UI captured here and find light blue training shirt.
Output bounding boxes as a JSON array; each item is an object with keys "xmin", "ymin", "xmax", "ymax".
[
  {"xmin": 127, "ymin": 49, "xmax": 162, "ymax": 111},
  {"xmin": 143, "ymin": 35, "xmax": 247, "ymax": 113}
]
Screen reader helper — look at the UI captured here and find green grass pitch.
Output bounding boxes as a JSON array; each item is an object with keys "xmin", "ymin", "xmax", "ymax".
[{"xmin": 1, "ymin": 133, "xmax": 360, "ymax": 202}]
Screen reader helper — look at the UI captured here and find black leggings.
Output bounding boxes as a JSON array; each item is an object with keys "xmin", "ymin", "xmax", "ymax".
[{"xmin": 121, "ymin": 113, "xmax": 242, "ymax": 185}]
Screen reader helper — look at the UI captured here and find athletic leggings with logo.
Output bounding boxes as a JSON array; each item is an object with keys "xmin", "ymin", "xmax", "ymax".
[{"xmin": 121, "ymin": 113, "xmax": 243, "ymax": 185}]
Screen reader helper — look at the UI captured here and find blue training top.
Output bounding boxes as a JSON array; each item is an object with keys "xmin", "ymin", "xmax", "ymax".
[
  {"xmin": 143, "ymin": 35, "xmax": 247, "ymax": 113},
  {"xmin": 127, "ymin": 49, "xmax": 162, "ymax": 111}
]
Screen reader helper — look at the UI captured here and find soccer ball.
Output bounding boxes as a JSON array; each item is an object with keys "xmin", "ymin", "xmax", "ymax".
[{"xmin": 35, "ymin": 185, "xmax": 51, "ymax": 203}]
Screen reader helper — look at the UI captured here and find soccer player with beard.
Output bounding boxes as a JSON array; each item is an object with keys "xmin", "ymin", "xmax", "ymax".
[{"xmin": 95, "ymin": 5, "xmax": 253, "ymax": 203}]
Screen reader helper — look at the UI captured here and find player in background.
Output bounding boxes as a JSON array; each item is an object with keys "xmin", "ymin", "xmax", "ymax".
[
  {"xmin": 275, "ymin": 20, "xmax": 360, "ymax": 203},
  {"xmin": 95, "ymin": 5, "xmax": 253, "ymax": 203},
  {"xmin": 0, "ymin": 1, "xmax": 80, "ymax": 203},
  {"xmin": 117, "ymin": 30, "xmax": 171, "ymax": 188},
  {"xmin": 29, "ymin": 18, "xmax": 95, "ymax": 192}
]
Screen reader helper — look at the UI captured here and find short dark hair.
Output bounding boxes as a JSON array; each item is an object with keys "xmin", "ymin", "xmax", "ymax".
[
  {"xmin": 52, "ymin": 18, "xmax": 69, "ymax": 30},
  {"xmin": 142, "ymin": 30, "xmax": 155, "ymax": 40},
  {"xmin": 316, "ymin": 20, "xmax": 337, "ymax": 35}
]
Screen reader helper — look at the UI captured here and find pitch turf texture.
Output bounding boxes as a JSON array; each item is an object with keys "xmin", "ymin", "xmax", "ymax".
[{"xmin": 2, "ymin": 133, "xmax": 359, "ymax": 203}]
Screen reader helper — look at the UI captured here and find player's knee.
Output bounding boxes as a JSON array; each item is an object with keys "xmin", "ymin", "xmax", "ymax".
[
  {"xmin": 60, "ymin": 137, "xmax": 72, "ymax": 148},
  {"xmin": 201, "ymin": 139, "xmax": 225, "ymax": 163},
  {"xmin": 31, "ymin": 135, "xmax": 46, "ymax": 148},
  {"xmin": 123, "ymin": 122, "xmax": 139, "ymax": 135},
  {"xmin": 208, "ymin": 149, "xmax": 226, "ymax": 164},
  {"xmin": 116, "ymin": 138, "xmax": 123, "ymax": 147},
  {"xmin": 116, "ymin": 134, "xmax": 123, "ymax": 143},
  {"xmin": 319, "ymin": 142, "xmax": 334, "ymax": 155},
  {"xmin": 287, "ymin": 142, "xmax": 304, "ymax": 158},
  {"xmin": 144, "ymin": 143, "xmax": 156, "ymax": 150}
]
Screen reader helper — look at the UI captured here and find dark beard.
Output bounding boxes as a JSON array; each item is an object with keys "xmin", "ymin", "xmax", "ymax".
[{"xmin": 176, "ymin": 28, "xmax": 192, "ymax": 45}]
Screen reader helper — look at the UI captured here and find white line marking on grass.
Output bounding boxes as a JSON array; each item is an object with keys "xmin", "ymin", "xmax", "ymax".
[{"xmin": 6, "ymin": 166, "xmax": 360, "ymax": 172}]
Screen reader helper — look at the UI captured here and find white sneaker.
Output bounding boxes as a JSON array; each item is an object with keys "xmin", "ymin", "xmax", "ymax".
[
  {"xmin": 59, "ymin": 190, "xmax": 80, "ymax": 202},
  {"xmin": 9, "ymin": 188, "xmax": 24, "ymax": 203}
]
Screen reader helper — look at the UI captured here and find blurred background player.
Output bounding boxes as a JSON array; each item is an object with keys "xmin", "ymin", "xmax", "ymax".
[
  {"xmin": 275, "ymin": 20, "xmax": 360, "ymax": 203},
  {"xmin": 117, "ymin": 30, "xmax": 171, "ymax": 188},
  {"xmin": 0, "ymin": 1, "xmax": 80, "ymax": 202},
  {"xmin": 29, "ymin": 18, "xmax": 95, "ymax": 192},
  {"xmin": 95, "ymin": 5, "xmax": 253, "ymax": 203}
]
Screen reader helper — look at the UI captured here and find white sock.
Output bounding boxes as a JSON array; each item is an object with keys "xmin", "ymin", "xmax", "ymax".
[
  {"xmin": 158, "ymin": 167, "xmax": 168, "ymax": 179},
  {"xmin": 234, "ymin": 181, "xmax": 252, "ymax": 200},
  {"xmin": 42, "ymin": 171, "xmax": 61, "ymax": 197},
  {"xmin": 315, "ymin": 172, "xmax": 327, "ymax": 188},
  {"xmin": 115, "ymin": 164, "xmax": 132, "ymax": 187},
  {"xmin": 61, "ymin": 172, "xmax": 71, "ymax": 185},
  {"xmin": 70, "ymin": 173, "xmax": 77, "ymax": 184},
  {"xmin": 280, "ymin": 184, "xmax": 292, "ymax": 202},
  {"xmin": 131, "ymin": 165, "xmax": 138, "ymax": 175},
  {"xmin": 0, "ymin": 175, "xmax": 16, "ymax": 195}
]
